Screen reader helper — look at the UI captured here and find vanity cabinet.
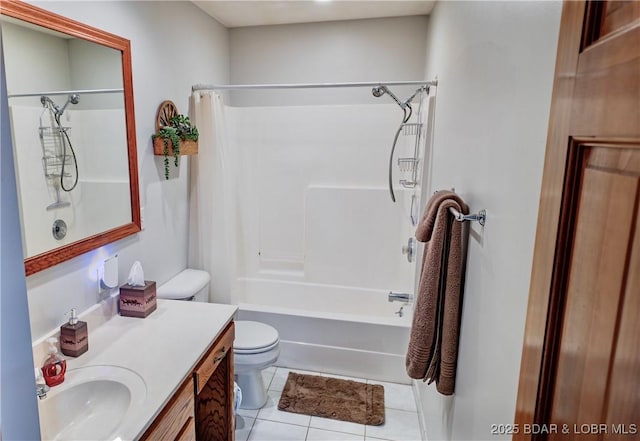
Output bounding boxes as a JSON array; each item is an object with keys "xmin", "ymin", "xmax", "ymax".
[
  {"xmin": 141, "ymin": 321, "xmax": 235, "ymax": 441},
  {"xmin": 194, "ymin": 321, "xmax": 235, "ymax": 441},
  {"xmin": 141, "ymin": 377, "xmax": 195, "ymax": 440}
]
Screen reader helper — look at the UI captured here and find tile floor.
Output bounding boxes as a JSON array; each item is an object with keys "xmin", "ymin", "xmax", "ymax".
[{"xmin": 236, "ymin": 367, "xmax": 422, "ymax": 441}]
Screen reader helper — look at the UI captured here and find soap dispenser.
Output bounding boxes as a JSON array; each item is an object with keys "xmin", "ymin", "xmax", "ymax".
[
  {"xmin": 60, "ymin": 308, "xmax": 89, "ymax": 357},
  {"xmin": 42, "ymin": 338, "xmax": 66, "ymax": 387}
]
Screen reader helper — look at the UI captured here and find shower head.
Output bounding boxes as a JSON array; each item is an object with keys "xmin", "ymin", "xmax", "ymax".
[
  {"xmin": 372, "ymin": 85, "xmax": 387, "ymax": 97},
  {"xmin": 58, "ymin": 94, "xmax": 80, "ymax": 117},
  {"xmin": 41, "ymin": 95, "xmax": 56, "ymax": 108},
  {"xmin": 371, "ymin": 85, "xmax": 406, "ymax": 109}
]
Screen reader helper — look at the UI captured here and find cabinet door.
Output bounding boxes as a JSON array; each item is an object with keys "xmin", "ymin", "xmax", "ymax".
[
  {"xmin": 141, "ymin": 377, "xmax": 195, "ymax": 441},
  {"xmin": 194, "ymin": 322, "xmax": 235, "ymax": 441}
]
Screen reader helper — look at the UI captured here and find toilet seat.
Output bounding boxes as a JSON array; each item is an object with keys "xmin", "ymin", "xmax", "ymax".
[
  {"xmin": 234, "ymin": 321, "xmax": 280, "ymax": 355},
  {"xmin": 235, "ymin": 340, "xmax": 279, "ymax": 355}
]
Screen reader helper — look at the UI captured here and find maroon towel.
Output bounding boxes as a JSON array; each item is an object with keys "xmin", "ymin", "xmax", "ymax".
[{"xmin": 406, "ymin": 190, "xmax": 467, "ymax": 395}]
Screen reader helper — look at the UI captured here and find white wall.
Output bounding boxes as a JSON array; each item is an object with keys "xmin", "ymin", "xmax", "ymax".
[
  {"xmin": 68, "ymin": 39, "xmax": 124, "ymax": 109},
  {"xmin": 228, "ymin": 104, "xmax": 417, "ymax": 300},
  {"xmin": 415, "ymin": 2, "xmax": 561, "ymax": 440},
  {"xmin": 1, "ymin": 21, "xmax": 71, "ymax": 97},
  {"xmin": 1, "ymin": 39, "xmax": 41, "ymax": 440},
  {"xmin": 20, "ymin": 0, "xmax": 229, "ymax": 339},
  {"xmin": 229, "ymin": 16, "xmax": 429, "ymax": 106}
]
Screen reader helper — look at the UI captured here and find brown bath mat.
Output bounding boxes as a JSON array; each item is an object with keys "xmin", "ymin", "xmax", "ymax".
[{"xmin": 277, "ymin": 372, "xmax": 385, "ymax": 425}]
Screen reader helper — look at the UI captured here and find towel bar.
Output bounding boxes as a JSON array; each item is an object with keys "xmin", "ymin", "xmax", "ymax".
[{"xmin": 449, "ymin": 207, "xmax": 486, "ymax": 226}]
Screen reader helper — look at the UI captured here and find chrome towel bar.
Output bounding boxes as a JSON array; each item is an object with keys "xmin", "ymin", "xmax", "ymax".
[{"xmin": 449, "ymin": 207, "xmax": 486, "ymax": 227}]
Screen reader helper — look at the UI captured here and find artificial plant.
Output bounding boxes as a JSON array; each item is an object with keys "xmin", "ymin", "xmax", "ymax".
[{"xmin": 153, "ymin": 114, "xmax": 199, "ymax": 179}]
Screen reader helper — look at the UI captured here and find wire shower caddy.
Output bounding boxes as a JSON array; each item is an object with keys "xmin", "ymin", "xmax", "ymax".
[{"xmin": 39, "ymin": 113, "xmax": 72, "ymax": 180}]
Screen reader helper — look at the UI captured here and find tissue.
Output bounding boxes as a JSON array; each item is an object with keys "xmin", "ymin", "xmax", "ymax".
[
  {"xmin": 120, "ymin": 261, "xmax": 157, "ymax": 318},
  {"xmin": 127, "ymin": 261, "xmax": 145, "ymax": 287}
]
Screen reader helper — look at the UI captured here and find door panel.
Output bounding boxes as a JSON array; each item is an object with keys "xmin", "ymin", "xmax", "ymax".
[
  {"xmin": 603, "ymin": 213, "xmax": 640, "ymax": 440},
  {"xmin": 549, "ymin": 146, "xmax": 640, "ymax": 439},
  {"xmin": 572, "ymin": 25, "xmax": 640, "ymax": 136},
  {"xmin": 600, "ymin": 1, "xmax": 640, "ymax": 40},
  {"xmin": 516, "ymin": 1, "xmax": 640, "ymax": 439}
]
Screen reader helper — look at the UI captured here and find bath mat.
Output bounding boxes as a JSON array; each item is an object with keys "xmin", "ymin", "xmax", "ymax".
[{"xmin": 277, "ymin": 372, "xmax": 385, "ymax": 425}]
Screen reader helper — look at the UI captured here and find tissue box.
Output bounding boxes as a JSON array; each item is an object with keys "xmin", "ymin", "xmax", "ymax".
[{"xmin": 119, "ymin": 281, "xmax": 157, "ymax": 318}]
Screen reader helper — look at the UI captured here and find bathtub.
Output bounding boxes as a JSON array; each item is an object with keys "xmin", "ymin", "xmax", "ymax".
[{"xmin": 235, "ymin": 278, "xmax": 413, "ymax": 384}]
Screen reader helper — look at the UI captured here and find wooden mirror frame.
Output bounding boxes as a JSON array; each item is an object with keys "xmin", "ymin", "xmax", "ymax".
[{"xmin": 1, "ymin": 0, "xmax": 141, "ymax": 276}]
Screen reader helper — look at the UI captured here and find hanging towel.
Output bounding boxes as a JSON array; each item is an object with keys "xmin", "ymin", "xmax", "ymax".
[{"xmin": 406, "ymin": 190, "xmax": 467, "ymax": 395}]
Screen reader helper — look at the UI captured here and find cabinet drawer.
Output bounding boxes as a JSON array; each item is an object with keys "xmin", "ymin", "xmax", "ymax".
[
  {"xmin": 194, "ymin": 321, "xmax": 234, "ymax": 395},
  {"xmin": 142, "ymin": 377, "xmax": 194, "ymax": 441}
]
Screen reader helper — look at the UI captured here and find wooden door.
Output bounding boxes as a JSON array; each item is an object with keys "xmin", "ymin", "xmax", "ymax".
[{"xmin": 515, "ymin": 2, "xmax": 640, "ymax": 440}]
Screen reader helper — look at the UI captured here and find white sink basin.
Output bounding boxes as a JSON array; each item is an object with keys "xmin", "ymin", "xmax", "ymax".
[{"xmin": 38, "ymin": 365, "xmax": 147, "ymax": 441}]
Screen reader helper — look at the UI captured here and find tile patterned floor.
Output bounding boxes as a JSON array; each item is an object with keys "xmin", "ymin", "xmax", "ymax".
[{"xmin": 236, "ymin": 367, "xmax": 422, "ymax": 441}]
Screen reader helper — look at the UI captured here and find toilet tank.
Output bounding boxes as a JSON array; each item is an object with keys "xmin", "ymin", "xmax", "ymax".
[{"xmin": 156, "ymin": 269, "xmax": 211, "ymax": 302}]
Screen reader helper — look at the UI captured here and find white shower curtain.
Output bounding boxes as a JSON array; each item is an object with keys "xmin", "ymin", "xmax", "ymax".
[{"xmin": 188, "ymin": 91, "xmax": 237, "ymax": 304}]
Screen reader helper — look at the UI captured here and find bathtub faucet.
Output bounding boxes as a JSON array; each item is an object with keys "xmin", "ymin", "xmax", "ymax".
[{"xmin": 388, "ymin": 291, "xmax": 413, "ymax": 303}]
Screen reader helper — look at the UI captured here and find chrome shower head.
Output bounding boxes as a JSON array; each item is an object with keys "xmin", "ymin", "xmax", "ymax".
[
  {"xmin": 372, "ymin": 85, "xmax": 405, "ymax": 109},
  {"xmin": 372, "ymin": 85, "xmax": 387, "ymax": 98},
  {"xmin": 58, "ymin": 94, "xmax": 80, "ymax": 117},
  {"xmin": 41, "ymin": 95, "xmax": 56, "ymax": 108}
]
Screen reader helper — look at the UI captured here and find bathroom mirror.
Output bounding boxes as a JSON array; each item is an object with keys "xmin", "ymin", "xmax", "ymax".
[{"xmin": 1, "ymin": 1, "xmax": 140, "ymax": 276}]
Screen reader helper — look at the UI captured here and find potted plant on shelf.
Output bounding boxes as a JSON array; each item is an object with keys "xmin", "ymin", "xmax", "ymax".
[{"xmin": 152, "ymin": 100, "xmax": 199, "ymax": 179}]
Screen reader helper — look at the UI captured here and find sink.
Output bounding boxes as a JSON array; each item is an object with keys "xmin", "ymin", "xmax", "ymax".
[{"xmin": 38, "ymin": 365, "xmax": 147, "ymax": 441}]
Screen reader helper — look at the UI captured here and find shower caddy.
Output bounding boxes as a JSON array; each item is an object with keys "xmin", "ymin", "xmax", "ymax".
[
  {"xmin": 39, "ymin": 124, "xmax": 73, "ymax": 180},
  {"xmin": 396, "ymin": 122, "xmax": 423, "ymax": 188}
]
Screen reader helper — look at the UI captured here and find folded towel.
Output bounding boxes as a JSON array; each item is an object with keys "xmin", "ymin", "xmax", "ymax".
[{"xmin": 406, "ymin": 190, "xmax": 467, "ymax": 395}]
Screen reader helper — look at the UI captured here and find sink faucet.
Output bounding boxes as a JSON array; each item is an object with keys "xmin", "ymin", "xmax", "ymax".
[
  {"xmin": 35, "ymin": 367, "xmax": 50, "ymax": 400},
  {"xmin": 36, "ymin": 383, "xmax": 50, "ymax": 400}
]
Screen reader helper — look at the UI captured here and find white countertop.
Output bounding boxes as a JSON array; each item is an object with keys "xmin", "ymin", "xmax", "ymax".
[{"xmin": 59, "ymin": 299, "xmax": 237, "ymax": 440}]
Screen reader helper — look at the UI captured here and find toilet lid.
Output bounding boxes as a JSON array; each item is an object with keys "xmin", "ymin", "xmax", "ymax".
[{"xmin": 234, "ymin": 321, "xmax": 279, "ymax": 352}]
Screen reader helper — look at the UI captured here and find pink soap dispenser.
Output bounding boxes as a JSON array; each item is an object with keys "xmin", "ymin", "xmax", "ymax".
[{"xmin": 41, "ymin": 338, "xmax": 66, "ymax": 387}]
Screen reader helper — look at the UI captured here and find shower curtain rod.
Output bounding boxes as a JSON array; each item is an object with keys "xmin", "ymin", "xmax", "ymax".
[
  {"xmin": 192, "ymin": 80, "xmax": 437, "ymax": 92},
  {"xmin": 7, "ymin": 88, "xmax": 124, "ymax": 99}
]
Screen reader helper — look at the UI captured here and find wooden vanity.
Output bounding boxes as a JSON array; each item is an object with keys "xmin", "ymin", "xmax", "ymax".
[
  {"xmin": 142, "ymin": 322, "xmax": 235, "ymax": 441},
  {"xmin": 32, "ymin": 300, "xmax": 238, "ymax": 441}
]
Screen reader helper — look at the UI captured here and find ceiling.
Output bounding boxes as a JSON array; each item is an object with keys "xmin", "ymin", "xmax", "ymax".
[{"xmin": 192, "ymin": 1, "xmax": 435, "ymax": 28}]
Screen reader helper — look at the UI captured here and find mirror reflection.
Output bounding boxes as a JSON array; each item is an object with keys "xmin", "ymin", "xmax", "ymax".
[{"xmin": 2, "ymin": 15, "xmax": 133, "ymax": 260}]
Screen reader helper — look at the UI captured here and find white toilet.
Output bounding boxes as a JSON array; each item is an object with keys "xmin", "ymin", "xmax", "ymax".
[
  {"xmin": 156, "ymin": 269, "xmax": 280, "ymax": 410},
  {"xmin": 233, "ymin": 320, "xmax": 280, "ymax": 409},
  {"xmin": 156, "ymin": 269, "xmax": 211, "ymax": 302}
]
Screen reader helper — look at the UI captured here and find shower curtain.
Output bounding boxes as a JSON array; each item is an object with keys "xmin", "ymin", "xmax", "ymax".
[{"xmin": 188, "ymin": 91, "xmax": 237, "ymax": 304}]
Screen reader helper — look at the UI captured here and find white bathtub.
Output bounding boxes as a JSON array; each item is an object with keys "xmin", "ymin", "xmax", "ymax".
[{"xmin": 235, "ymin": 278, "xmax": 413, "ymax": 384}]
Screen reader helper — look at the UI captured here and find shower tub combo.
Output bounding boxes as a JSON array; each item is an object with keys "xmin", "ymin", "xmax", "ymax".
[{"xmin": 205, "ymin": 81, "xmax": 435, "ymax": 386}]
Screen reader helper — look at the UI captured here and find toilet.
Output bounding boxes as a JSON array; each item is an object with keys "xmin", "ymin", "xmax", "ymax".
[
  {"xmin": 156, "ymin": 269, "xmax": 211, "ymax": 302},
  {"xmin": 233, "ymin": 320, "xmax": 280, "ymax": 409},
  {"xmin": 156, "ymin": 269, "xmax": 280, "ymax": 410}
]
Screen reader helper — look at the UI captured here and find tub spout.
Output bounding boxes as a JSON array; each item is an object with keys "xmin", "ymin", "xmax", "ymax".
[{"xmin": 388, "ymin": 292, "xmax": 413, "ymax": 303}]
